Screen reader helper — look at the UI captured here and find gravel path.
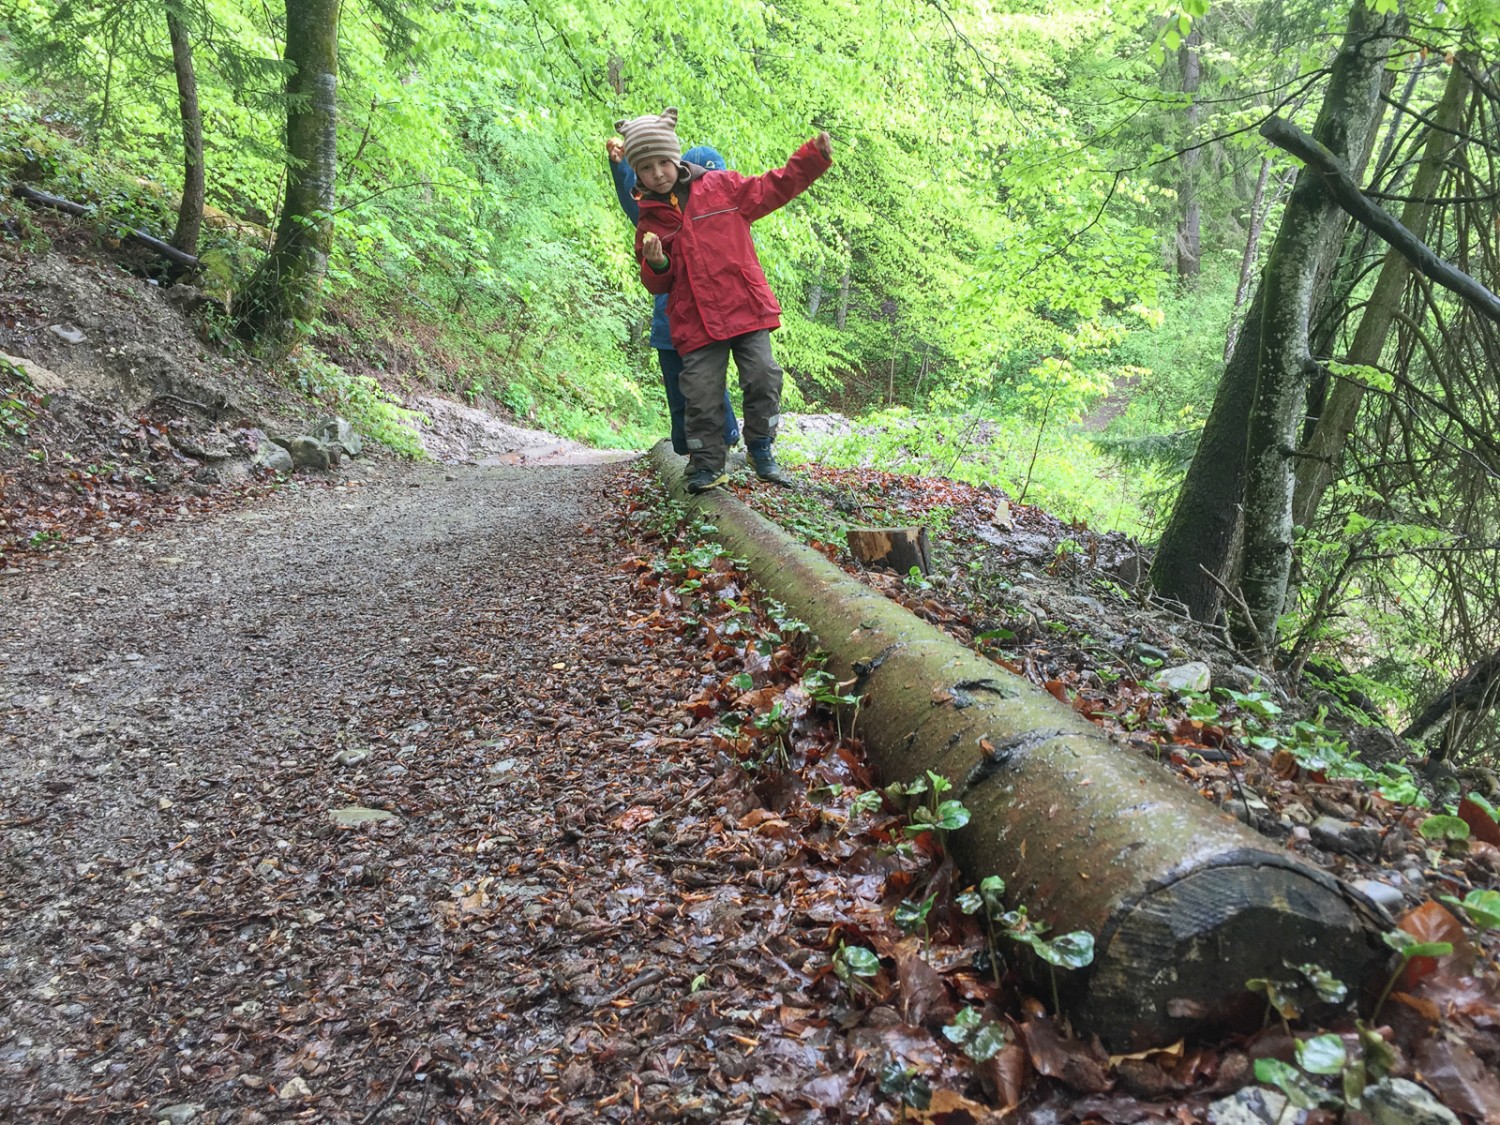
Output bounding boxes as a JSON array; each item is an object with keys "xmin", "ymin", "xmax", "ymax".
[{"xmin": 0, "ymin": 463, "xmax": 863, "ymax": 1123}]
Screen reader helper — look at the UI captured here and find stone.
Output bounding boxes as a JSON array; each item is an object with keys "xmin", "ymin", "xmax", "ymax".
[
  {"xmin": 2, "ymin": 352, "xmax": 67, "ymax": 391},
  {"xmin": 1150, "ymin": 661, "xmax": 1212, "ymax": 694},
  {"xmin": 1207, "ymin": 1086, "xmax": 1296, "ymax": 1124},
  {"xmin": 1351, "ymin": 878, "xmax": 1405, "ymax": 916},
  {"xmin": 170, "ymin": 430, "xmax": 233, "ymax": 461},
  {"xmin": 328, "ymin": 806, "xmax": 397, "ymax": 827},
  {"xmin": 155, "ymin": 1104, "xmax": 204, "ymax": 1125},
  {"xmin": 164, "ymin": 284, "xmax": 210, "ymax": 314},
  {"xmin": 47, "ymin": 323, "xmax": 86, "ymax": 345},
  {"xmin": 333, "ymin": 748, "xmax": 370, "ymax": 767},
  {"xmin": 1311, "ymin": 815, "xmax": 1383, "ymax": 860},
  {"xmin": 287, "ymin": 436, "xmax": 334, "ymax": 470},
  {"xmin": 1364, "ymin": 1077, "xmax": 1460, "ymax": 1125},
  {"xmin": 315, "ymin": 415, "xmax": 363, "ymax": 457},
  {"xmin": 1134, "ymin": 642, "xmax": 1170, "ymax": 664},
  {"xmin": 278, "ymin": 1075, "xmax": 312, "ymax": 1100},
  {"xmin": 252, "ymin": 444, "xmax": 293, "ymax": 474}
]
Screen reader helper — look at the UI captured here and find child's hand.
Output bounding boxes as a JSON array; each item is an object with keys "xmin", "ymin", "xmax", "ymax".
[
  {"xmin": 606, "ymin": 137, "xmax": 624, "ymax": 164},
  {"xmin": 642, "ymin": 232, "xmax": 667, "ymax": 267},
  {"xmin": 814, "ymin": 131, "xmax": 832, "ymax": 159}
]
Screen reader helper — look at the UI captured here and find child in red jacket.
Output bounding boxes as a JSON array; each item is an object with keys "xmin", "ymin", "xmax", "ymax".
[{"xmin": 617, "ymin": 107, "xmax": 832, "ymax": 493}]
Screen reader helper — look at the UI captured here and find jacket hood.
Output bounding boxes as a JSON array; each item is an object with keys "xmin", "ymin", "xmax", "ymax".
[{"xmin": 683, "ymin": 145, "xmax": 727, "ymax": 171}]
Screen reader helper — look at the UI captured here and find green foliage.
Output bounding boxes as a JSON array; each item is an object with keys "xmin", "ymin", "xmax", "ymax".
[
  {"xmin": 783, "ymin": 410, "xmax": 1171, "ymax": 538},
  {"xmin": 0, "ymin": 357, "xmax": 41, "ymax": 443},
  {"xmin": 942, "ymin": 1007, "xmax": 1007, "ymax": 1063},
  {"xmin": 831, "ymin": 940, "xmax": 880, "ymax": 994},
  {"xmin": 1442, "ymin": 889, "xmax": 1500, "ymax": 930}
]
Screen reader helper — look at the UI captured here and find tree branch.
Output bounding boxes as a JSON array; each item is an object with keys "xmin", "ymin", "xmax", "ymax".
[{"xmin": 1260, "ymin": 115, "xmax": 1500, "ymax": 325}]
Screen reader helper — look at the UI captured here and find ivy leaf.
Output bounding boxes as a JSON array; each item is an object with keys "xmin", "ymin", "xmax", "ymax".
[
  {"xmin": 1295, "ymin": 1033, "xmax": 1347, "ymax": 1076},
  {"xmin": 1441, "ymin": 889, "xmax": 1500, "ymax": 930},
  {"xmin": 966, "ymin": 1021, "xmax": 1007, "ymax": 1062},
  {"xmin": 1292, "ymin": 962, "xmax": 1348, "ymax": 1004},
  {"xmin": 1032, "ymin": 930, "xmax": 1095, "ymax": 969}
]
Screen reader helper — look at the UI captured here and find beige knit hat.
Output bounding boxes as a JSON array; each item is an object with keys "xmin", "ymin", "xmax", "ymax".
[{"xmin": 615, "ymin": 107, "xmax": 683, "ymax": 169}]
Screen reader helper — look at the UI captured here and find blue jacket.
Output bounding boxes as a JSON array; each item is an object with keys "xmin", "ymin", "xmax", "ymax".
[{"xmin": 611, "ymin": 146, "xmax": 728, "ymax": 352}]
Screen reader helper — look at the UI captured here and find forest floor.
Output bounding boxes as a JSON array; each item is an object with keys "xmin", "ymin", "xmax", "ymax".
[{"xmin": 2, "ymin": 232, "xmax": 1500, "ymax": 1124}]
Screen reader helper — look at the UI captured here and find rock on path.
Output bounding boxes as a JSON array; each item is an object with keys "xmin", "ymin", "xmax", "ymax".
[{"xmin": 0, "ymin": 464, "xmax": 866, "ymax": 1122}]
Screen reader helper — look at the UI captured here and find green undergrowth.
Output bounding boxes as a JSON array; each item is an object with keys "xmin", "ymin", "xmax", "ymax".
[
  {"xmin": 780, "ymin": 408, "xmax": 1172, "ymax": 539},
  {"xmin": 0, "ymin": 90, "xmax": 663, "ymax": 455}
]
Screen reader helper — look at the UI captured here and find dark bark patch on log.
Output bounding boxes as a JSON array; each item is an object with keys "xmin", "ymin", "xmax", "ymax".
[{"xmin": 963, "ymin": 729, "xmax": 1073, "ymax": 790}]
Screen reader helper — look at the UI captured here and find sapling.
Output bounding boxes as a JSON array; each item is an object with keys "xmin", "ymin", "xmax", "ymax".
[
  {"xmin": 942, "ymin": 1006, "xmax": 1007, "ymax": 1062},
  {"xmin": 877, "ymin": 1061, "xmax": 931, "ymax": 1122},
  {"xmin": 894, "ymin": 893, "xmax": 937, "ymax": 955},
  {"xmin": 1372, "ymin": 929, "xmax": 1453, "ymax": 1023},
  {"xmin": 957, "ymin": 875, "xmax": 1008, "ymax": 988},
  {"xmin": 831, "ymin": 941, "xmax": 880, "ymax": 998}
]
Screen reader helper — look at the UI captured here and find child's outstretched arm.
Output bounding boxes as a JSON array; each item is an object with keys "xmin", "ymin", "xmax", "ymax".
[
  {"xmin": 606, "ymin": 137, "xmax": 641, "ymax": 225},
  {"xmin": 736, "ymin": 132, "xmax": 833, "ymax": 222}
]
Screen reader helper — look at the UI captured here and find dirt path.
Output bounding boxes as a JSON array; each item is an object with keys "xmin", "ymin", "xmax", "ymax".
[{"xmin": 0, "ymin": 464, "xmax": 884, "ymax": 1123}]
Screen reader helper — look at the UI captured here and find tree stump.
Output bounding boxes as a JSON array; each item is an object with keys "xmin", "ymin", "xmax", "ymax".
[{"xmin": 847, "ymin": 526, "xmax": 931, "ymax": 576}]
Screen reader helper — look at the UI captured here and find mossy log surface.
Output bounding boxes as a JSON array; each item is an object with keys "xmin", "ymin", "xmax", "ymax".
[{"xmin": 651, "ymin": 445, "xmax": 1388, "ymax": 1049}]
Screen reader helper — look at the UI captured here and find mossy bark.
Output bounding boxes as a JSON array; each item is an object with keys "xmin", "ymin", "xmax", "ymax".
[
  {"xmin": 652, "ymin": 444, "xmax": 1387, "ymax": 1049},
  {"xmin": 236, "ymin": 0, "xmax": 340, "ymax": 344}
]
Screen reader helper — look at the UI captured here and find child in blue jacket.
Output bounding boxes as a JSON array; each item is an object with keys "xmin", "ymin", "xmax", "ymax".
[{"xmin": 606, "ymin": 136, "xmax": 740, "ymax": 455}]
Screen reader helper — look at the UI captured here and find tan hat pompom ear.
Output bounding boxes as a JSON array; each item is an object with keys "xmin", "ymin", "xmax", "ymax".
[
  {"xmin": 661, "ymin": 107, "xmax": 679, "ymax": 126},
  {"xmin": 615, "ymin": 119, "xmax": 629, "ymax": 135}
]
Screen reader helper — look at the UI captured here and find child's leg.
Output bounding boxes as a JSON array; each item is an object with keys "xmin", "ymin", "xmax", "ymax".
[
  {"xmin": 678, "ymin": 340, "xmax": 732, "ymax": 472},
  {"xmin": 723, "ymin": 389, "xmax": 741, "ymax": 448},
  {"xmin": 731, "ymin": 330, "xmax": 782, "ymax": 449},
  {"xmin": 657, "ymin": 348, "xmax": 689, "ymax": 455}
]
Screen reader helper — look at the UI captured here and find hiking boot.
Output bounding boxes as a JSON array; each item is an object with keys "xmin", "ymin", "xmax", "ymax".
[
  {"xmin": 684, "ymin": 466, "xmax": 730, "ymax": 494},
  {"xmin": 750, "ymin": 449, "xmax": 792, "ymax": 486}
]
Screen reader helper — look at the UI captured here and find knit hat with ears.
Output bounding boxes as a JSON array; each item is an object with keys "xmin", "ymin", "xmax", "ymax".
[{"xmin": 615, "ymin": 107, "xmax": 683, "ymax": 169}]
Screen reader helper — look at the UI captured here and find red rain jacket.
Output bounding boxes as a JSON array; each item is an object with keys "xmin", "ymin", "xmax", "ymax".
[{"xmin": 635, "ymin": 139, "xmax": 831, "ymax": 356}]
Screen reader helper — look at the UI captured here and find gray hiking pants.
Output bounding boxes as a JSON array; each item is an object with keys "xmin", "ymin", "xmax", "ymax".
[{"xmin": 679, "ymin": 329, "xmax": 782, "ymax": 472}]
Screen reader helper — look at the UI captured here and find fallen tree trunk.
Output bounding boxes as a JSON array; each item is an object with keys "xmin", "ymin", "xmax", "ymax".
[
  {"xmin": 11, "ymin": 184, "xmax": 200, "ymax": 270},
  {"xmin": 650, "ymin": 445, "xmax": 1387, "ymax": 1050}
]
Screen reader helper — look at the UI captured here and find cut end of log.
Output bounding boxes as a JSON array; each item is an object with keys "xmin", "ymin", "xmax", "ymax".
[
  {"xmin": 1078, "ymin": 862, "xmax": 1387, "ymax": 1051},
  {"xmin": 847, "ymin": 526, "xmax": 932, "ymax": 575}
]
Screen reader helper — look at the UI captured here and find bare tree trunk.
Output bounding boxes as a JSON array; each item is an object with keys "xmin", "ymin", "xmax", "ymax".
[
  {"xmin": 1403, "ymin": 646, "xmax": 1500, "ymax": 763},
  {"xmin": 1292, "ymin": 61, "xmax": 1473, "ymax": 527},
  {"xmin": 237, "ymin": 0, "xmax": 340, "ymax": 343},
  {"xmin": 1175, "ymin": 28, "xmax": 1203, "ymax": 280},
  {"xmin": 166, "ymin": 2, "xmax": 205, "ymax": 257},
  {"xmin": 1238, "ymin": 2, "xmax": 1402, "ymax": 651},
  {"xmin": 835, "ymin": 268, "xmax": 851, "ymax": 330},
  {"xmin": 1153, "ymin": 1, "xmax": 1398, "ymax": 628}
]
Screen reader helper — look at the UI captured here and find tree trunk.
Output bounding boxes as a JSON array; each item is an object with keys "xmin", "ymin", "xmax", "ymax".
[
  {"xmin": 1403, "ymin": 646, "xmax": 1500, "ymax": 762},
  {"xmin": 653, "ymin": 442, "xmax": 1387, "ymax": 1052},
  {"xmin": 236, "ymin": 0, "xmax": 341, "ymax": 343},
  {"xmin": 166, "ymin": 2, "xmax": 205, "ymax": 257},
  {"xmin": 1149, "ymin": 282, "xmax": 1266, "ymax": 621},
  {"xmin": 1175, "ymin": 28, "xmax": 1203, "ymax": 280},
  {"xmin": 1292, "ymin": 61, "xmax": 1473, "ymax": 528},
  {"xmin": 1224, "ymin": 158, "xmax": 1274, "ymax": 366},
  {"xmin": 835, "ymin": 268, "xmax": 851, "ymax": 330},
  {"xmin": 1238, "ymin": 2, "xmax": 1401, "ymax": 651}
]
